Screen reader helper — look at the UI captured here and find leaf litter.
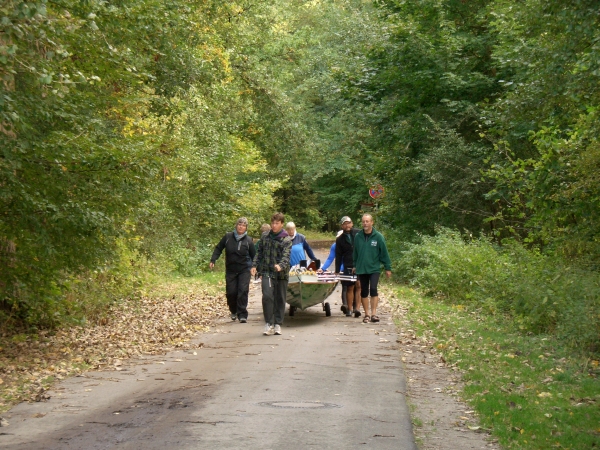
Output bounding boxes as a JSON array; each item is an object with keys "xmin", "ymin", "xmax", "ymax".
[
  {"xmin": 385, "ymin": 286, "xmax": 500, "ymax": 450},
  {"xmin": 0, "ymin": 288, "xmax": 228, "ymax": 413}
]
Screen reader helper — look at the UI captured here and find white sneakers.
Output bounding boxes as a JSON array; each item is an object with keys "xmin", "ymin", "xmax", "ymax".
[{"xmin": 263, "ymin": 324, "xmax": 282, "ymax": 335}]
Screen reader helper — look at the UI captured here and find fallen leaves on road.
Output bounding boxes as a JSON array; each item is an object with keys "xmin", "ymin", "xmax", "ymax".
[{"xmin": 0, "ymin": 288, "xmax": 228, "ymax": 412}]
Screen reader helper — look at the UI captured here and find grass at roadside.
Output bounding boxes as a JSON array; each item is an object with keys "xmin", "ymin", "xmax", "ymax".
[
  {"xmin": 390, "ymin": 285, "xmax": 600, "ymax": 450},
  {"xmin": 297, "ymin": 227, "xmax": 336, "ymax": 241},
  {"xmin": 0, "ymin": 272, "xmax": 227, "ymax": 414}
]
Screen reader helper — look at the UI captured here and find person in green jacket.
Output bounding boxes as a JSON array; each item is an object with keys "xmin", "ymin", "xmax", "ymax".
[{"xmin": 352, "ymin": 214, "xmax": 392, "ymax": 323}]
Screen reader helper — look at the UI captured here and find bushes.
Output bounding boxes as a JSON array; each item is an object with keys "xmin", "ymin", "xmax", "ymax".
[
  {"xmin": 0, "ymin": 239, "xmax": 156, "ymax": 333},
  {"xmin": 394, "ymin": 228, "xmax": 600, "ymax": 354}
]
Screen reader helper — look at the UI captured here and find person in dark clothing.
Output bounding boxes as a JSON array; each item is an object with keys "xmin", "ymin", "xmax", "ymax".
[
  {"xmin": 210, "ymin": 217, "xmax": 256, "ymax": 323},
  {"xmin": 335, "ymin": 216, "xmax": 362, "ymax": 318},
  {"xmin": 251, "ymin": 212, "xmax": 292, "ymax": 336}
]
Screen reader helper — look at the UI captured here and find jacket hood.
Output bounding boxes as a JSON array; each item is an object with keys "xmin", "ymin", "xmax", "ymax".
[{"xmin": 270, "ymin": 229, "xmax": 289, "ymax": 240}]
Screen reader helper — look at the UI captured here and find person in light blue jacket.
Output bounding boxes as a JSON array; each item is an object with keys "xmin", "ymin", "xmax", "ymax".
[
  {"xmin": 285, "ymin": 222, "xmax": 318, "ymax": 267},
  {"xmin": 320, "ymin": 237, "xmax": 342, "ymax": 272}
]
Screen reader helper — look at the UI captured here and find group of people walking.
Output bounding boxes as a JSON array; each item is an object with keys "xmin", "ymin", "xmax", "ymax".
[{"xmin": 210, "ymin": 212, "xmax": 392, "ymax": 335}]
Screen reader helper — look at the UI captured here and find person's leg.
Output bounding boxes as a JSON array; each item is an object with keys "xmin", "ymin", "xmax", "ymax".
[
  {"xmin": 237, "ymin": 270, "xmax": 251, "ymax": 320},
  {"xmin": 225, "ymin": 271, "xmax": 239, "ymax": 318},
  {"xmin": 353, "ymin": 280, "xmax": 362, "ymax": 317},
  {"xmin": 345, "ymin": 283, "xmax": 354, "ymax": 315},
  {"xmin": 273, "ymin": 278, "xmax": 288, "ymax": 326},
  {"xmin": 358, "ymin": 274, "xmax": 371, "ymax": 319},
  {"xmin": 261, "ymin": 276, "xmax": 275, "ymax": 325},
  {"xmin": 341, "ymin": 284, "xmax": 348, "ymax": 312},
  {"xmin": 369, "ymin": 273, "xmax": 381, "ymax": 322}
]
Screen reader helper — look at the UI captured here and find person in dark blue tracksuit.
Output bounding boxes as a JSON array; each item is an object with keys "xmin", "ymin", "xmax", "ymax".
[
  {"xmin": 285, "ymin": 222, "xmax": 317, "ymax": 267},
  {"xmin": 210, "ymin": 217, "xmax": 256, "ymax": 323}
]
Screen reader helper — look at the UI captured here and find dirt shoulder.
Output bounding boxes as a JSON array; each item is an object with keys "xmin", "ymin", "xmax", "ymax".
[{"xmin": 385, "ymin": 286, "xmax": 500, "ymax": 450}]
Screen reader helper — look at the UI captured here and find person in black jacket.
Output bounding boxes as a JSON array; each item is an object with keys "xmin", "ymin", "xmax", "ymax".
[
  {"xmin": 210, "ymin": 217, "xmax": 256, "ymax": 323},
  {"xmin": 335, "ymin": 216, "xmax": 362, "ymax": 318}
]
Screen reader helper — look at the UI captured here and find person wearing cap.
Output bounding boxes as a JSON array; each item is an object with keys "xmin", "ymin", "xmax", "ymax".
[
  {"xmin": 318, "ymin": 229, "xmax": 354, "ymax": 315},
  {"xmin": 352, "ymin": 214, "xmax": 392, "ymax": 324},
  {"xmin": 285, "ymin": 222, "xmax": 318, "ymax": 268},
  {"xmin": 210, "ymin": 217, "xmax": 256, "ymax": 323},
  {"xmin": 335, "ymin": 216, "xmax": 362, "ymax": 317}
]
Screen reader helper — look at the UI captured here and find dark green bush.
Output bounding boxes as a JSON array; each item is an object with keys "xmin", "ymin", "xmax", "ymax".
[{"xmin": 394, "ymin": 228, "xmax": 600, "ymax": 354}]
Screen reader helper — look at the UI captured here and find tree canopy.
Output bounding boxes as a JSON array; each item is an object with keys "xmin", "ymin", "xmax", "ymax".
[{"xmin": 2, "ymin": 0, "xmax": 599, "ymax": 326}]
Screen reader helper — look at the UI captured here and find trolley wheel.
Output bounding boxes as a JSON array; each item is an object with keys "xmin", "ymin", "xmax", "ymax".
[
  {"xmin": 289, "ymin": 305, "xmax": 296, "ymax": 317},
  {"xmin": 324, "ymin": 302, "xmax": 331, "ymax": 317}
]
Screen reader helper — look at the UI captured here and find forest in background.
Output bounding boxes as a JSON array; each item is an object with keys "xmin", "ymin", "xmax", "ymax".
[{"xmin": 1, "ymin": 0, "xmax": 598, "ymax": 352}]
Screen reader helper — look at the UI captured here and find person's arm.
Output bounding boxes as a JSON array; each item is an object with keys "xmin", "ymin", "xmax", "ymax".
[
  {"xmin": 335, "ymin": 238, "xmax": 342, "ymax": 273},
  {"xmin": 249, "ymin": 236, "xmax": 256, "ymax": 261},
  {"xmin": 277, "ymin": 238, "xmax": 292, "ymax": 273},
  {"xmin": 352, "ymin": 238, "xmax": 359, "ymax": 273},
  {"xmin": 209, "ymin": 234, "xmax": 227, "ymax": 268},
  {"xmin": 303, "ymin": 239, "xmax": 317, "ymax": 261},
  {"xmin": 321, "ymin": 244, "xmax": 335, "ymax": 271},
  {"xmin": 379, "ymin": 235, "xmax": 392, "ymax": 273}
]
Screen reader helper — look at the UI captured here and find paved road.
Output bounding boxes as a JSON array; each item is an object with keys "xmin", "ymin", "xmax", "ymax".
[{"xmin": 1, "ymin": 267, "xmax": 416, "ymax": 449}]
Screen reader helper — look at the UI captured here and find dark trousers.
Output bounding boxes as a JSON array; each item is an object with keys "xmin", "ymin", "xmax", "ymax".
[
  {"xmin": 358, "ymin": 272, "xmax": 380, "ymax": 298},
  {"xmin": 225, "ymin": 270, "xmax": 251, "ymax": 319},
  {"xmin": 261, "ymin": 276, "xmax": 288, "ymax": 326}
]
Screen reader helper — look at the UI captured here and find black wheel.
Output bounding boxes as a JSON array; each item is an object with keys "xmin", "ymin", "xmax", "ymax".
[
  {"xmin": 324, "ymin": 302, "xmax": 331, "ymax": 317},
  {"xmin": 289, "ymin": 305, "xmax": 296, "ymax": 316}
]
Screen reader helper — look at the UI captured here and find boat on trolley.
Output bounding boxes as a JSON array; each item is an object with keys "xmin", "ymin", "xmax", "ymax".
[{"xmin": 286, "ymin": 270, "xmax": 356, "ymax": 316}]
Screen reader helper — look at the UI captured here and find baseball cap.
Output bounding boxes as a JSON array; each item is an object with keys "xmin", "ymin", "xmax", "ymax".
[{"xmin": 340, "ymin": 216, "xmax": 352, "ymax": 224}]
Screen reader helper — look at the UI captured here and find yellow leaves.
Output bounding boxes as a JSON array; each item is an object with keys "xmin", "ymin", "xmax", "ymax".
[
  {"xmin": 538, "ymin": 392, "xmax": 553, "ymax": 398},
  {"xmin": 272, "ymin": 21, "xmax": 291, "ymax": 35},
  {"xmin": 200, "ymin": 43, "xmax": 232, "ymax": 79},
  {"xmin": 591, "ymin": 360, "xmax": 599, "ymax": 368}
]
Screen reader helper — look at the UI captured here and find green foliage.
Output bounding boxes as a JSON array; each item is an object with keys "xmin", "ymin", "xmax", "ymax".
[
  {"xmin": 395, "ymin": 228, "xmax": 600, "ymax": 353},
  {"xmin": 2, "ymin": 0, "xmax": 600, "ymax": 331},
  {"xmin": 482, "ymin": 0, "xmax": 600, "ymax": 254},
  {"xmin": 0, "ymin": 0, "xmax": 284, "ymax": 328}
]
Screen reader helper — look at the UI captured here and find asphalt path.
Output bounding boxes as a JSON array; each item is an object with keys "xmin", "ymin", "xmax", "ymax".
[{"xmin": 1, "ymin": 264, "xmax": 416, "ymax": 449}]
